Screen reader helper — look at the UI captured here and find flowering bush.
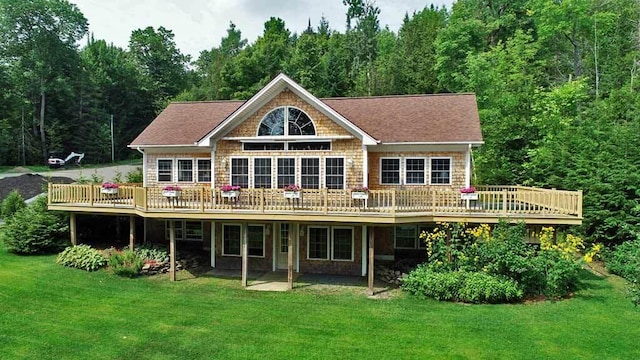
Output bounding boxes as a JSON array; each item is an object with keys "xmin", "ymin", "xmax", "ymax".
[
  {"xmin": 101, "ymin": 182, "xmax": 119, "ymax": 189},
  {"xmin": 460, "ymin": 186, "xmax": 476, "ymax": 193},
  {"xmin": 283, "ymin": 184, "xmax": 301, "ymax": 192},
  {"xmin": 220, "ymin": 185, "xmax": 241, "ymax": 192},
  {"xmin": 351, "ymin": 185, "xmax": 369, "ymax": 193},
  {"xmin": 162, "ymin": 185, "xmax": 181, "ymax": 191}
]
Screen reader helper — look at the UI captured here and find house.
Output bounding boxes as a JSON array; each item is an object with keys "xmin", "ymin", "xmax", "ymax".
[{"xmin": 48, "ymin": 74, "xmax": 582, "ymax": 293}]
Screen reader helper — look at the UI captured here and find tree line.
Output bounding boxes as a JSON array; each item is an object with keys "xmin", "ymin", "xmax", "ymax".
[{"xmin": 1, "ymin": 0, "xmax": 639, "ymax": 244}]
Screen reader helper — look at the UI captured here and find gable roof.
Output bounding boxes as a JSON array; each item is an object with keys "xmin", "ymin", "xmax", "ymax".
[{"xmin": 129, "ymin": 77, "xmax": 482, "ymax": 147}]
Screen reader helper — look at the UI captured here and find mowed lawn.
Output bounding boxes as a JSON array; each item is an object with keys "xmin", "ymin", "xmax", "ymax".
[{"xmin": 1, "ymin": 245, "xmax": 639, "ymax": 360}]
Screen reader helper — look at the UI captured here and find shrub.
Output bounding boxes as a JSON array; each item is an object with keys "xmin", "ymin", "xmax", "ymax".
[
  {"xmin": 1, "ymin": 197, "xmax": 69, "ymax": 254},
  {"xmin": 56, "ymin": 245, "xmax": 107, "ymax": 271},
  {"xmin": 134, "ymin": 244, "xmax": 169, "ymax": 263},
  {"xmin": 606, "ymin": 239, "xmax": 640, "ymax": 280},
  {"xmin": 402, "ymin": 266, "xmax": 523, "ymax": 303},
  {"xmin": 108, "ymin": 250, "xmax": 143, "ymax": 278},
  {"xmin": 1, "ymin": 190, "xmax": 26, "ymax": 220},
  {"xmin": 126, "ymin": 167, "xmax": 143, "ymax": 183}
]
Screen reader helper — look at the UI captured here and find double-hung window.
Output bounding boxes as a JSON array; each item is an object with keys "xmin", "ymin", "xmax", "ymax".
[
  {"xmin": 157, "ymin": 159, "xmax": 173, "ymax": 182},
  {"xmin": 277, "ymin": 158, "xmax": 296, "ymax": 189},
  {"xmin": 197, "ymin": 159, "xmax": 211, "ymax": 182},
  {"xmin": 332, "ymin": 227, "xmax": 353, "ymax": 261},
  {"xmin": 177, "ymin": 159, "xmax": 193, "ymax": 182},
  {"xmin": 254, "ymin": 158, "xmax": 272, "ymax": 188},
  {"xmin": 231, "ymin": 158, "xmax": 249, "ymax": 188},
  {"xmin": 301, "ymin": 158, "xmax": 320, "ymax": 189},
  {"xmin": 325, "ymin": 158, "xmax": 344, "ymax": 189},
  {"xmin": 165, "ymin": 221, "xmax": 203, "ymax": 241},
  {"xmin": 405, "ymin": 158, "xmax": 426, "ymax": 185},
  {"xmin": 247, "ymin": 225, "xmax": 265, "ymax": 257},
  {"xmin": 430, "ymin": 158, "xmax": 451, "ymax": 185},
  {"xmin": 395, "ymin": 225, "xmax": 418, "ymax": 249},
  {"xmin": 307, "ymin": 227, "xmax": 329, "ymax": 260},
  {"xmin": 222, "ymin": 224, "xmax": 241, "ymax": 256},
  {"xmin": 380, "ymin": 158, "xmax": 401, "ymax": 185}
]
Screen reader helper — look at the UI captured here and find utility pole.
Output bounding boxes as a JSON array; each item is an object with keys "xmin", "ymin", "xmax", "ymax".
[{"xmin": 110, "ymin": 114, "xmax": 114, "ymax": 163}]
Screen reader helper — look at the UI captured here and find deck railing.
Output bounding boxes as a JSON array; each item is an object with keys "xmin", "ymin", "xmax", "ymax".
[{"xmin": 48, "ymin": 184, "xmax": 583, "ymax": 218}]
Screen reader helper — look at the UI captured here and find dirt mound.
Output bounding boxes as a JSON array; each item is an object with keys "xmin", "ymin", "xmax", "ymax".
[{"xmin": 0, "ymin": 174, "xmax": 75, "ymax": 202}]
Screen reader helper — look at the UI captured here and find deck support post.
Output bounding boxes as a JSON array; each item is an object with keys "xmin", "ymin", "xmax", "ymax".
[
  {"xmin": 241, "ymin": 222, "xmax": 248, "ymax": 288},
  {"xmin": 367, "ymin": 228, "xmax": 375, "ymax": 296},
  {"xmin": 70, "ymin": 213, "xmax": 77, "ymax": 245},
  {"xmin": 129, "ymin": 216, "xmax": 135, "ymax": 250},
  {"xmin": 287, "ymin": 223, "xmax": 294, "ymax": 290},
  {"xmin": 169, "ymin": 220, "xmax": 176, "ymax": 281}
]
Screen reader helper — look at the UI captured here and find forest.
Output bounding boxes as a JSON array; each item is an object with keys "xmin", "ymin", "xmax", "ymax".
[{"xmin": 0, "ymin": 0, "xmax": 639, "ymax": 245}]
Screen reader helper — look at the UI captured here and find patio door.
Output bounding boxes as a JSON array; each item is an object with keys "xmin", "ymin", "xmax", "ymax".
[{"xmin": 277, "ymin": 223, "xmax": 293, "ymax": 270}]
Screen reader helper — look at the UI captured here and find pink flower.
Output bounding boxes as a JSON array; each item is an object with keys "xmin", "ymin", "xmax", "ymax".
[
  {"xmin": 101, "ymin": 182, "xmax": 119, "ymax": 189},
  {"xmin": 220, "ymin": 185, "xmax": 241, "ymax": 191},
  {"xmin": 460, "ymin": 187, "xmax": 476, "ymax": 193}
]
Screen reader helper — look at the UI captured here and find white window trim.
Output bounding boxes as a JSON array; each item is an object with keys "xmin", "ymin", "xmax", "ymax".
[
  {"xmin": 429, "ymin": 157, "xmax": 453, "ymax": 185},
  {"xmin": 380, "ymin": 157, "xmax": 402, "ymax": 185},
  {"xmin": 176, "ymin": 158, "xmax": 194, "ymax": 183},
  {"xmin": 307, "ymin": 225, "xmax": 330, "ymax": 260},
  {"xmin": 394, "ymin": 225, "xmax": 418, "ymax": 249},
  {"xmin": 300, "ymin": 156, "xmax": 321, "ymax": 189},
  {"xmin": 221, "ymin": 223, "xmax": 242, "ymax": 257},
  {"xmin": 404, "ymin": 157, "xmax": 427, "ymax": 185},
  {"xmin": 196, "ymin": 158, "xmax": 212, "ymax": 183},
  {"xmin": 229, "ymin": 156, "xmax": 249, "ymax": 188},
  {"xmin": 325, "ymin": 157, "xmax": 346, "ymax": 190},
  {"xmin": 164, "ymin": 220, "xmax": 203, "ymax": 241},
  {"xmin": 247, "ymin": 224, "xmax": 266, "ymax": 258},
  {"xmin": 157, "ymin": 158, "xmax": 173, "ymax": 182},
  {"xmin": 277, "ymin": 157, "xmax": 297, "ymax": 189},
  {"xmin": 331, "ymin": 226, "xmax": 354, "ymax": 261},
  {"xmin": 256, "ymin": 106, "xmax": 317, "ymax": 137},
  {"xmin": 253, "ymin": 157, "xmax": 273, "ymax": 189}
]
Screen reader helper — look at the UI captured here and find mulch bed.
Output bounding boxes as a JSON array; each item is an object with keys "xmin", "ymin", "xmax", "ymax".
[{"xmin": 0, "ymin": 173, "xmax": 75, "ymax": 202}]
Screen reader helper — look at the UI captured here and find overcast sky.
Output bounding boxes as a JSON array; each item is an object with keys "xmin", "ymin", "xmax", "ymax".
[{"xmin": 72, "ymin": 0, "xmax": 454, "ymax": 59}]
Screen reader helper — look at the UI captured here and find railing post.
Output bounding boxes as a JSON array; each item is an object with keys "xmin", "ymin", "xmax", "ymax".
[
  {"xmin": 200, "ymin": 186, "xmax": 205, "ymax": 212},
  {"xmin": 260, "ymin": 188, "xmax": 265, "ymax": 213},
  {"xmin": 502, "ymin": 190, "xmax": 508, "ymax": 215},
  {"xmin": 144, "ymin": 187, "xmax": 149, "ymax": 211},
  {"xmin": 392, "ymin": 189, "xmax": 396, "ymax": 215},
  {"xmin": 431, "ymin": 189, "xmax": 436, "ymax": 213},
  {"xmin": 89, "ymin": 184, "xmax": 94, "ymax": 206},
  {"xmin": 577, "ymin": 190, "xmax": 583, "ymax": 218},
  {"xmin": 47, "ymin": 183, "xmax": 51, "ymax": 205},
  {"xmin": 323, "ymin": 188, "xmax": 328, "ymax": 214}
]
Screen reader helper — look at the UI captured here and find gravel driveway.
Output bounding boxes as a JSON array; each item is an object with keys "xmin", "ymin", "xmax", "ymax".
[{"xmin": 0, "ymin": 164, "xmax": 140, "ymax": 181}]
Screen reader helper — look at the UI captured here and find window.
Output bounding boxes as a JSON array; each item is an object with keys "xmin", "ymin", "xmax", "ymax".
[
  {"xmin": 395, "ymin": 226, "xmax": 417, "ymax": 249},
  {"xmin": 243, "ymin": 142, "xmax": 285, "ymax": 151},
  {"xmin": 165, "ymin": 221, "xmax": 203, "ymax": 241},
  {"xmin": 197, "ymin": 159, "xmax": 211, "ymax": 182},
  {"xmin": 258, "ymin": 107, "xmax": 315, "ymax": 136},
  {"xmin": 332, "ymin": 227, "xmax": 353, "ymax": 261},
  {"xmin": 247, "ymin": 225, "xmax": 265, "ymax": 257},
  {"xmin": 280, "ymin": 223, "xmax": 289, "ymax": 252},
  {"xmin": 288, "ymin": 142, "xmax": 330, "ymax": 151},
  {"xmin": 301, "ymin": 158, "xmax": 320, "ymax": 189},
  {"xmin": 430, "ymin": 158, "xmax": 451, "ymax": 185},
  {"xmin": 277, "ymin": 158, "xmax": 296, "ymax": 189},
  {"xmin": 381, "ymin": 158, "xmax": 400, "ymax": 185},
  {"xmin": 325, "ymin": 158, "xmax": 344, "ymax": 190},
  {"xmin": 254, "ymin": 158, "xmax": 272, "ymax": 188},
  {"xmin": 223, "ymin": 224, "xmax": 241, "ymax": 256},
  {"xmin": 307, "ymin": 227, "xmax": 329, "ymax": 260},
  {"xmin": 157, "ymin": 159, "xmax": 173, "ymax": 182},
  {"xmin": 231, "ymin": 158, "xmax": 249, "ymax": 188},
  {"xmin": 405, "ymin": 158, "xmax": 426, "ymax": 185},
  {"xmin": 177, "ymin": 159, "xmax": 193, "ymax": 182}
]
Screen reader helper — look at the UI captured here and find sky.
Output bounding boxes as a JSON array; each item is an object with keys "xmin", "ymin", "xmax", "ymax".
[{"xmin": 72, "ymin": 0, "xmax": 454, "ymax": 59}]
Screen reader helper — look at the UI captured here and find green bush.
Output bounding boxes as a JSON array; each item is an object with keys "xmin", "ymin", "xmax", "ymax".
[
  {"xmin": 126, "ymin": 167, "xmax": 143, "ymax": 183},
  {"xmin": 1, "ymin": 190, "xmax": 26, "ymax": 220},
  {"xmin": 1, "ymin": 196, "xmax": 69, "ymax": 254},
  {"xmin": 56, "ymin": 245, "xmax": 107, "ymax": 271},
  {"xmin": 108, "ymin": 250, "xmax": 143, "ymax": 278},
  {"xmin": 402, "ymin": 266, "xmax": 523, "ymax": 303},
  {"xmin": 606, "ymin": 239, "xmax": 640, "ymax": 280},
  {"xmin": 134, "ymin": 244, "xmax": 169, "ymax": 263}
]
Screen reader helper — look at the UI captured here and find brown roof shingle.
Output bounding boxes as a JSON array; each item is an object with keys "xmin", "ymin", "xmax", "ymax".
[{"xmin": 129, "ymin": 94, "xmax": 482, "ymax": 146}]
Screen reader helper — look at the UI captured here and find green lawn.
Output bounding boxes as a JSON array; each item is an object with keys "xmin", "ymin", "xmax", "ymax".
[{"xmin": 0, "ymin": 245, "xmax": 638, "ymax": 359}]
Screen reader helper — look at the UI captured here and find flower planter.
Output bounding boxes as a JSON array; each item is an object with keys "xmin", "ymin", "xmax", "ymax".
[
  {"xmin": 162, "ymin": 190, "xmax": 181, "ymax": 198},
  {"xmin": 283, "ymin": 191, "xmax": 301, "ymax": 199},
  {"xmin": 221, "ymin": 190, "xmax": 240, "ymax": 198},
  {"xmin": 351, "ymin": 191, "xmax": 369, "ymax": 200},
  {"xmin": 461, "ymin": 193, "xmax": 478, "ymax": 200},
  {"xmin": 100, "ymin": 188, "xmax": 118, "ymax": 195}
]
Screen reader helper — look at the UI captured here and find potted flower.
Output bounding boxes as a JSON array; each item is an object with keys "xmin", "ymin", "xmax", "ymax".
[
  {"xmin": 283, "ymin": 184, "xmax": 301, "ymax": 199},
  {"xmin": 220, "ymin": 185, "xmax": 241, "ymax": 199},
  {"xmin": 101, "ymin": 182, "xmax": 119, "ymax": 195},
  {"xmin": 351, "ymin": 185, "xmax": 369, "ymax": 199},
  {"xmin": 162, "ymin": 185, "xmax": 181, "ymax": 198},
  {"xmin": 460, "ymin": 186, "xmax": 478, "ymax": 200}
]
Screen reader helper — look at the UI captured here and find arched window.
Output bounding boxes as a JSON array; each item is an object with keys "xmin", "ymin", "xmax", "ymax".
[{"xmin": 258, "ymin": 107, "xmax": 315, "ymax": 136}]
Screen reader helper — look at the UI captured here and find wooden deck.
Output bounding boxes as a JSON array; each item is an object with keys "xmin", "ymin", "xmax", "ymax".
[{"xmin": 47, "ymin": 184, "xmax": 582, "ymax": 225}]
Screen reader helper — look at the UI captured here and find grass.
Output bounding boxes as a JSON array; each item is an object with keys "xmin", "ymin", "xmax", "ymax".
[
  {"xmin": 0, "ymin": 245, "xmax": 639, "ymax": 359},
  {"xmin": 0, "ymin": 158, "xmax": 142, "ymax": 174}
]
